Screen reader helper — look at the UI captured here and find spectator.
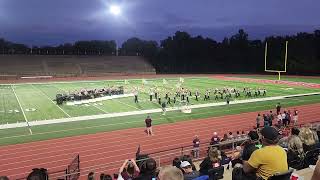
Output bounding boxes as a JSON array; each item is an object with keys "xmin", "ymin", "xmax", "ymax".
[
  {"xmin": 241, "ymin": 131, "xmax": 247, "ymax": 138},
  {"xmin": 256, "ymin": 114, "xmax": 262, "ymax": 129},
  {"xmin": 243, "ymin": 126, "xmax": 288, "ymax": 180},
  {"xmin": 199, "ymin": 147, "xmax": 222, "ymax": 175},
  {"xmin": 299, "ymin": 127, "xmax": 318, "ymax": 152},
  {"xmin": 180, "ymin": 161, "xmax": 199, "ymax": 180},
  {"xmin": 236, "ymin": 131, "xmax": 241, "ymax": 139},
  {"xmin": 263, "ymin": 114, "xmax": 269, "ymax": 127},
  {"xmin": 27, "ymin": 168, "xmax": 49, "ymax": 180},
  {"xmin": 311, "ymin": 160, "xmax": 320, "ymax": 180},
  {"xmin": 228, "ymin": 132, "xmax": 234, "ymax": 139},
  {"xmin": 221, "ymin": 133, "xmax": 228, "ymax": 142},
  {"xmin": 118, "ymin": 159, "xmax": 140, "ymax": 180},
  {"xmin": 282, "ymin": 111, "xmax": 287, "ymax": 126},
  {"xmin": 210, "ymin": 132, "xmax": 220, "ymax": 145},
  {"xmin": 193, "ymin": 135, "xmax": 200, "ymax": 158},
  {"xmin": 293, "ymin": 109, "xmax": 298, "ymax": 126},
  {"xmin": 277, "ymin": 113, "xmax": 282, "ymax": 127},
  {"xmin": 316, "ymin": 125, "xmax": 320, "ymax": 140},
  {"xmin": 103, "ymin": 175, "xmax": 112, "ymax": 180},
  {"xmin": 0, "ymin": 177, "xmax": 9, "ymax": 180},
  {"xmin": 158, "ymin": 166, "xmax": 183, "ymax": 180},
  {"xmin": 269, "ymin": 111, "xmax": 274, "ymax": 126},
  {"xmin": 241, "ymin": 131, "xmax": 262, "ymax": 161},
  {"xmin": 134, "ymin": 158, "xmax": 157, "ymax": 180},
  {"xmin": 287, "ymin": 110, "xmax": 292, "ymax": 125},
  {"xmin": 172, "ymin": 157, "xmax": 181, "ymax": 169},
  {"xmin": 287, "ymin": 128, "xmax": 304, "ymax": 168},
  {"xmin": 181, "ymin": 155, "xmax": 196, "ymax": 171},
  {"xmin": 88, "ymin": 172, "xmax": 95, "ymax": 180},
  {"xmin": 276, "ymin": 103, "xmax": 281, "ymax": 115}
]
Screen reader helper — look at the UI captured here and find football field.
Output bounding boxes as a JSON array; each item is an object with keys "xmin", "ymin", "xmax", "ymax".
[{"xmin": 0, "ymin": 76, "xmax": 320, "ymax": 146}]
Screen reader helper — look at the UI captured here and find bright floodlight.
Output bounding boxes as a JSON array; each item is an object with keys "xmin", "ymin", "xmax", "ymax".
[{"xmin": 109, "ymin": 5, "xmax": 121, "ymax": 16}]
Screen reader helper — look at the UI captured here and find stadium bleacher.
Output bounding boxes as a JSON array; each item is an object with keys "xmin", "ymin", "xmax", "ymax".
[{"xmin": 0, "ymin": 55, "xmax": 156, "ymax": 78}]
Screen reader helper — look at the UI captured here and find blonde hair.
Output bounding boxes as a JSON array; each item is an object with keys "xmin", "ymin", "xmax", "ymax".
[
  {"xmin": 208, "ymin": 147, "xmax": 221, "ymax": 162},
  {"xmin": 158, "ymin": 166, "xmax": 183, "ymax": 180},
  {"xmin": 299, "ymin": 127, "xmax": 316, "ymax": 146}
]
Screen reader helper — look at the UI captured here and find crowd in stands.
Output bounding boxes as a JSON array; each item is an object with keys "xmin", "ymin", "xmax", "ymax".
[{"xmin": 3, "ymin": 106, "xmax": 320, "ymax": 180}]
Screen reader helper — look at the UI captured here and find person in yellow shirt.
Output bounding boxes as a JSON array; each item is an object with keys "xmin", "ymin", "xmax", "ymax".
[{"xmin": 243, "ymin": 126, "xmax": 288, "ymax": 180}]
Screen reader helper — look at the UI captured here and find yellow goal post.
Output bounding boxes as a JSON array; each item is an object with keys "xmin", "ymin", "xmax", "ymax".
[{"xmin": 264, "ymin": 41, "xmax": 288, "ymax": 80}]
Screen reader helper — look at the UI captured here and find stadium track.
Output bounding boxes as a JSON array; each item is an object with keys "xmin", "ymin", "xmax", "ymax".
[{"xmin": 1, "ymin": 103, "xmax": 320, "ymax": 179}]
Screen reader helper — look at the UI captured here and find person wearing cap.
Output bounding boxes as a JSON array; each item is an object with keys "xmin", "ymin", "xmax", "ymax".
[
  {"xmin": 180, "ymin": 161, "xmax": 199, "ymax": 180},
  {"xmin": 243, "ymin": 126, "xmax": 288, "ymax": 180}
]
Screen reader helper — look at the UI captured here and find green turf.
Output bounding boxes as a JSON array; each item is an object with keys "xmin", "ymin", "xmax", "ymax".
[
  {"xmin": 229, "ymin": 75, "xmax": 320, "ymax": 84},
  {"xmin": 0, "ymin": 76, "xmax": 320, "ymax": 146}
]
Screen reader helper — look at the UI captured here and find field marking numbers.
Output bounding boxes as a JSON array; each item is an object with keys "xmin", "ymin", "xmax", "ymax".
[
  {"xmin": 30, "ymin": 84, "xmax": 71, "ymax": 118},
  {"xmin": 10, "ymin": 85, "xmax": 33, "ymax": 135}
]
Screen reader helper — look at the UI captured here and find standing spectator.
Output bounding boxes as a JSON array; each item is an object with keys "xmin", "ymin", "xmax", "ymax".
[
  {"xmin": 276, "ymin": 103, "xmax": 281, "ymax": 115},
  {"xmin": 0, "ymin": 177, "xmax": 9, "ymax": 180},
  {"xmin": 293, "ymin": 109, "xmax": 299, "ymax": 126},
  {"xmin": 180, "ymin": 161, "xmax": 199, "ymax": 180},
  {"xmin": 118, "ymin": 159, "xmax": 140, "ymax": 180},
  {"xmin": 269, "ymin": 111, "xmax": 274, "ymax": 126},
  {"xmin": 256, "ymin": 114, "xmax": 262, "ymax": 129},
  {"xmin": 145, "ymin": 115, "xmax": 153, "ymax": 136},
  {"xmin": 263, "ymin": 114, "xmax": 269, "ymax": 127},
  {"xmin": 133, "ymin": 158, "xmax": 157, "ymax": 180},
  {"xmin": 287, "ymin": 110, "xmax": 292, "ymax": 126},
  {"xmin": 243, "ymin": 126, "xmax": 288, "ymax": 180},
  {"xmin": 277, "ymin": 113, "xmax": 283, "ymax": 127},
  {"xmin": 282, "ymin": 111, "xmax": 287, "ymax": 126},
  {"xmin": 210, "ymin": 132, "xmax": 220, "ymax": 145},
  {"xmin": 158, "ymin": 166, "xmax": 183, "ymax": 180},
  {"xmin": 193, "ymin": 135, "xmax": 200, "ymax": 158},
  {"xmin": 236, "ymin": 131, "xmax": 241, "ymax": 139},
  {"xmin": 221, "ymin": 134, "xmax": 229, "ymax": 142}
]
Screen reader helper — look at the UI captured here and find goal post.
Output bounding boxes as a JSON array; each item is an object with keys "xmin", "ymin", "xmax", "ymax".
[{"xmin": 264, "ymin": 41, "xmax": 288, "ymax": 80}]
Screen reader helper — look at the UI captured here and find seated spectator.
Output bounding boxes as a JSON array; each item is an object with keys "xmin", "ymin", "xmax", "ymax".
[
  {"xmin": 311, "ymin": 160, "xmax": 320, "ymax": 180},
  {"xmin": 228, "ymin": 132, "xmax": 234, "ymax": 139},
  {"xmin": 102, "ymin": 174, "xmax": 112, "ymax": 180},
  {"xmin": 287, "ymin": 128, "xmax": 304, "ymax": 169},
  {"xmin": 299, "ymin": 127, "xmax": 318, "ymax": 152},
  {"xmin": 199, "ymin": 147, "xmax": 222, "ymax": 176},
  {"xmin": 241, "ymin": 131, "xmax": 261, "ymax": 161},
  {"xmin": 88, "ymin": 172, "xmax": 95, "ymax": 180},
  {"xmin": 316, "ymin": 124, "xmax": 320, "ymax": 141},
  {"xmin": 243, "ymin": 126, "xmax": 288, "ymax": 180},
  {"xmin": 158, "ymin": 166, "xmax": 183, "ymax": 180},
  {"xmin": 180, "ymin": 161, "xmax": 199, "ymax": 180},
  {"xmin": 27, "ymin": 168, "xmax": 49, "ymax": 180},
  {"xmin": 0, "ymin": 177, "xmax": 9, "ymax": 180},
  {"xmin": 134, "ymin": 158, "xmax": 157, "ymax": 180},
  {"xmin": 210, "ymin": 132, "xmax": 220, "ymax": 145},
  {"xmin": 180, "ymin": 155, "xmax": 196, "ymax": 171},
  {"xmin": 118, "ymin": 159, "xmax": 140, "ymax": 180},
  {"xmin": 172, "ymin": 157, "xmax": 181, "ymax": 169},
  {"xmin": 220, "ymin": 133, "xmax": 228, "ymax": 142}
]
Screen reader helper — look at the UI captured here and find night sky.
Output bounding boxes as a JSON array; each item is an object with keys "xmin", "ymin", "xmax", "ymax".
[{"xmin": 0, "ymin": 0, "xmax": 319, "ymax": 45}]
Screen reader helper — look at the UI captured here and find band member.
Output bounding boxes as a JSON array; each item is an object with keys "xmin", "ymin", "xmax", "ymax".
[
  {"xmin": 215, "ymin": 94, "xmax": 219, "ymax": 100},
  {"xmin": 263, "ymin": 89, "xmax": 267, "ymax": 96},
  {"xmin": 149, "ymin": 89, "xmax": 154, "ymax": 101},
  {"xmin": 161, "ymin": 101, "xmax": 167, "ymax": 115},
  {"xmin": 186, "ymin": 96, "xmax": 189, "ymax": 103},
  {"xmin": 195, "ymin": 90, "xmax": 199, "ymax": 101},
  {"xmin": 158, "ymin": 97, "xmax": 161, "ymax": 105},
  {"xmin": 181, "ymin": 92, "xmax": 185, "ymax": 101},
  {"xmin": 167, "ymin": 96, "xmax": 171, "ymax": 104},
  {"xmin": 165, "ymin": 93, "xmax": 169, "ymax": 99},
  {"xmin": 155, "ymin": 91, "xmax": 158, "ymax": 100},
  {"xmin": 134, "ymin": 91, "xmax": 139, "ymax": 103},
  {"xmin": 173, "ymin": 96, "xmax": 176, "ymax": 104}
]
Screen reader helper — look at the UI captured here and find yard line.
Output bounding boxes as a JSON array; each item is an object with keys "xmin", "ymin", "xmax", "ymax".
[
  {"xmin": 10, "ymin": 85, "xmax": 33, "ymax": 135},
  {"xmin": 92, "ymin": 104, "xmax": 108, "ymax": 114},
  {"xmin": 113, "ymin": 99, "xmax": 141, "ymax": 110},
  {"xmin": 30, "ymin": 84, "xmax": 71, "ymax": 118}
]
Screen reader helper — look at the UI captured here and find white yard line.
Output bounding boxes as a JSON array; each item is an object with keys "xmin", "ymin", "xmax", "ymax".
[
  {"xmin": 30, "ymin": 84, "xmax": 71, "ymax": 118},
  {"xmin": 92, "ymin": 104, "xmax": 108, "ymax": 114},
  {"xmin": 10, "ymin": 85, "xmax": 33, "ymax": 135},
  {"xmin": 1, "ymin": 91, "xmax": 320, "ymax": 130},
  {"xmin": 113, "ymin": 99, "xmax": 141, "ymax": 110}
]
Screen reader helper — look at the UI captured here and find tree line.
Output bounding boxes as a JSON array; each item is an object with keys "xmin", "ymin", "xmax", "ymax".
[{"xmin": 1, "ymin": 29, "xmax": 320, "ymax": 75}]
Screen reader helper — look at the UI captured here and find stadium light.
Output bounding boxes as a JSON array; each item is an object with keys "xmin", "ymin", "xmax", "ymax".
[{"xmin": 109, "ymin": 5, "xmax": 121, "ymax": 16}]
